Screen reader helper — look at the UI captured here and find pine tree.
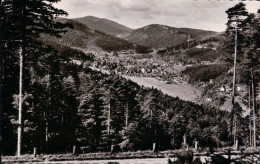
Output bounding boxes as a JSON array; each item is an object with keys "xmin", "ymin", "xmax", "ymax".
[
  {"xmin": 225, "ymin": 2, "xmax": 249, "ymax": 145},
  {"xmin": 224, "ymin": 2, "xmax": 249, "ymax": 59},
  {"xmin": 0, "ymin": 0, "xmax": 3, "ymax": 159},
  {"xmin": 77, "ymin": 83, "xmax": 106, "ymax": 150},
  {"xmin": 1, "ymin": 0, "xmax": 70, "ymax": 155},
  {"xmin": 225, "ymin": 2, "xmax": 260, "ymax": 147}
]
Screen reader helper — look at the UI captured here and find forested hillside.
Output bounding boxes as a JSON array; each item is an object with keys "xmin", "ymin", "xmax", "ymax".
[
  {"xmin": 41, "ymin": 19, "xmax": 135, "ymax": 52},
  {"xmin": 2, "ymin": 41, "xmax": 240, "ymax": 155},
  {"xmin": 1, "ymin": 0, "xmax": 259, "ymax": 159},
  {"xmin": 122, "ymin": 24, "xmax": 217, "ymax": 48}
]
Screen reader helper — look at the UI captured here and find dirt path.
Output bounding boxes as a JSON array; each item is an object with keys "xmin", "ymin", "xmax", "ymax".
[{"xmin": 36, "ymin": 158, "xmax": 169, "ymax": 164}]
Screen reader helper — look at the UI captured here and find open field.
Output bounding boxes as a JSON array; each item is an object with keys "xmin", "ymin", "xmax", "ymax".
[{"xmin": 123, "ymin": 75, "xmax": 201, "ymax": 102}]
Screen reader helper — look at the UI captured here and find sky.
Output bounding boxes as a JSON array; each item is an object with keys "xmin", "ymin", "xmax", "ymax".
[{"xmin": 54, "ymin": 0, "xmax": 259, "ymax": 32}]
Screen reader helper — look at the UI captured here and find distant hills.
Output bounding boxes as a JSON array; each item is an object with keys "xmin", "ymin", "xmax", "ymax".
[
  {"xmin": 72, "ymin": 16, "xmax": 218, "ymax": 48},
  {"xmin": 41, "ymin": 18, "xmax": 135, "ymax": 51},
  {"xmin": 41, "ymin": 16, "xmax": 249, "ymax": 113},
  {"xmin": 73, "ymin": 16, "xmax": 132, "ymax": 36},
  {"xmin": 42, "ymin": 16, "xmax": 220, "ymax": 51},
  {"xmin": 120, "ymin": 24, "xmax": 217, "ymax": 47}
]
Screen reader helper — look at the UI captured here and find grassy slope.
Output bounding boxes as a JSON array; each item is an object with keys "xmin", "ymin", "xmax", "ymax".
[{"xmin": 123, "ymin": 75, "xmax": 201, "ymax": 102}]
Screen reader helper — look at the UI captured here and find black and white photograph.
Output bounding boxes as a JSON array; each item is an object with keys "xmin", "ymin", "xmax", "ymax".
[{"xmin": 0, "ymin": 0, "xmax": 260, "ymax": 163}]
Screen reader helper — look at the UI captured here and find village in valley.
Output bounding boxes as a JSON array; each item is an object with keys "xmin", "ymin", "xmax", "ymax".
[
  {"xmin": 88, "ymin": 45, "xmax": 216, "ymax": 82},
  {"xmin": 1, "ymin": 0, "xmax": 260, "ymax": 163}
]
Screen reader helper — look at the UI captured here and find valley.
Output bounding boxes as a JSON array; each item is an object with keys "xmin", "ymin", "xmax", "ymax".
[
  {"xmin": 2, "ymin": 1, "xmax": 260, "ymax": 161},
  {"xmin": 55, "ymin": 16, "xmax": 252, "ymax": 115},
  {"xmin": 75, "ymin": 46, "xmax": 202, "ymax": 102}
]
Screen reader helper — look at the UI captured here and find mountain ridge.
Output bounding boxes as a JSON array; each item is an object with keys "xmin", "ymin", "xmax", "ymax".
[
  {"xmin": 73, "ymin": 16, "xmax": 132, "ymax": 36},
  {"xmin": 120, "ymin": 24, "xmax": 218, "ymax": 47},
  {"xmin": 41, "ymin": 18, "xmax": 135, "ymax": 52},
  {"xmin": 72, "ymin": 16, "xmax": 219, "ymax": 48}
]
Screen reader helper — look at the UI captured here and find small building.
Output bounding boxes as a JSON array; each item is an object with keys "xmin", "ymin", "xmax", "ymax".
[
  {"xmin": 220, "ymin": 86, "xmax": 226, "ymax": 92},
  {"xmin": 228, "ymin": 68, "xmax": 234, "ymax": 74},
  {"xmin": 71, "ymin": 59, "xmax": 82, "ymax": 65},
  {"xmin": 196, "ymin": 45, "xmax": 203, "ymax": 49},
  {"xmin": 201, "ymin": 61, "xmax": 211, "ymax": 65},
  {"xmin": 178, "ymin": 62, "xmax": 184, "ymax": 66},
  {"xmin": 141, "ymin": 68, "xmax": 146, "ymax": 74},
  {"xmin": 147, "ymin": 68, "xmax": 152, "ymax": 73},
  {"xmin": 225, "ymin": 85, "xmax": 232, "ymax": 93},
  {"xmin": 206, "ymin": 98, "xmax": 212, "ymax": 102}
]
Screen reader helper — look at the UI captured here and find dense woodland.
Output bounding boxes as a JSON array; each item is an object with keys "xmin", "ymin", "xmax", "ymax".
[
  {"xmin": 0, "ymin": 1, "xmax": 259, "ymax": 156},
  {"xmin": 3, "ymin": 42, "xmax": 236, "ymax": 155},
  {"xmin": 182, "ymin": 64, "xmax": 230, "ymax": 84}
]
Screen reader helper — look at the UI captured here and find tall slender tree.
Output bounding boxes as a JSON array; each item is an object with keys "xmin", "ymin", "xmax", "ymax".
[
  {"xmin": 225, "ymin": 2, "xmax": 249, "ymax": 145},
  {"xmin": 1, "ymin": 0, "xmax": 70, "ymax": 156},
  {"xmin": 0, "ymin": 0, "xmax": 4, "ymax": 161},
  {"xmin": 251, "ymin": 68, "xmax": 256, "ymax": 148}
]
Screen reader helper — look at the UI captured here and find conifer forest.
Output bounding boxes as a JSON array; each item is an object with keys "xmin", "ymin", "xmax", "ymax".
[{"xmin": 0, "ymin": 1, "xmax": 260, "ymax": 163}]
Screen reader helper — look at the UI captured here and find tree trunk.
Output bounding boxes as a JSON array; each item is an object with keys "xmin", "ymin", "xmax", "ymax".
[
  {"xmin": 46, "ymin": 122, "xmax": 48, "ymax": 153},
  {"xmin": 17, "ymin": 0, "xmax": 25, "ymax": 156},
  {"xmin": 251, "ymin": 68, "xmax": 256, "ymax": 148},
  {"xmin": 150, "ymin": 109, "xmax": 153, "ymax": 129},
  {"xmin": 231, "ymin": 21, "xmax": 238, "ymax": 146},
  {"xmin": 107, "ymin": 96, "xmax": 111, "ymax": 146},
  {"xmin": 126, "ymin": 102, "xmax": 128, "ymax": 132},
  {"xmin": 234, "ymin": 119, "xmax": 237, "ymax": 147},
  {"xmin": 17, "ymin": 46, "xmax": 23, "ymax": 156},
  {"xmin": 44, "ymin": 111, "xmax": 48, "ymax": 153},
  {"xmin": 0, "ymin": 0, "xmax": 3, "ymax": 161},
  {"xmin": 249, "ymin": 83, "xmax": 252, "ymax": 146}
]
